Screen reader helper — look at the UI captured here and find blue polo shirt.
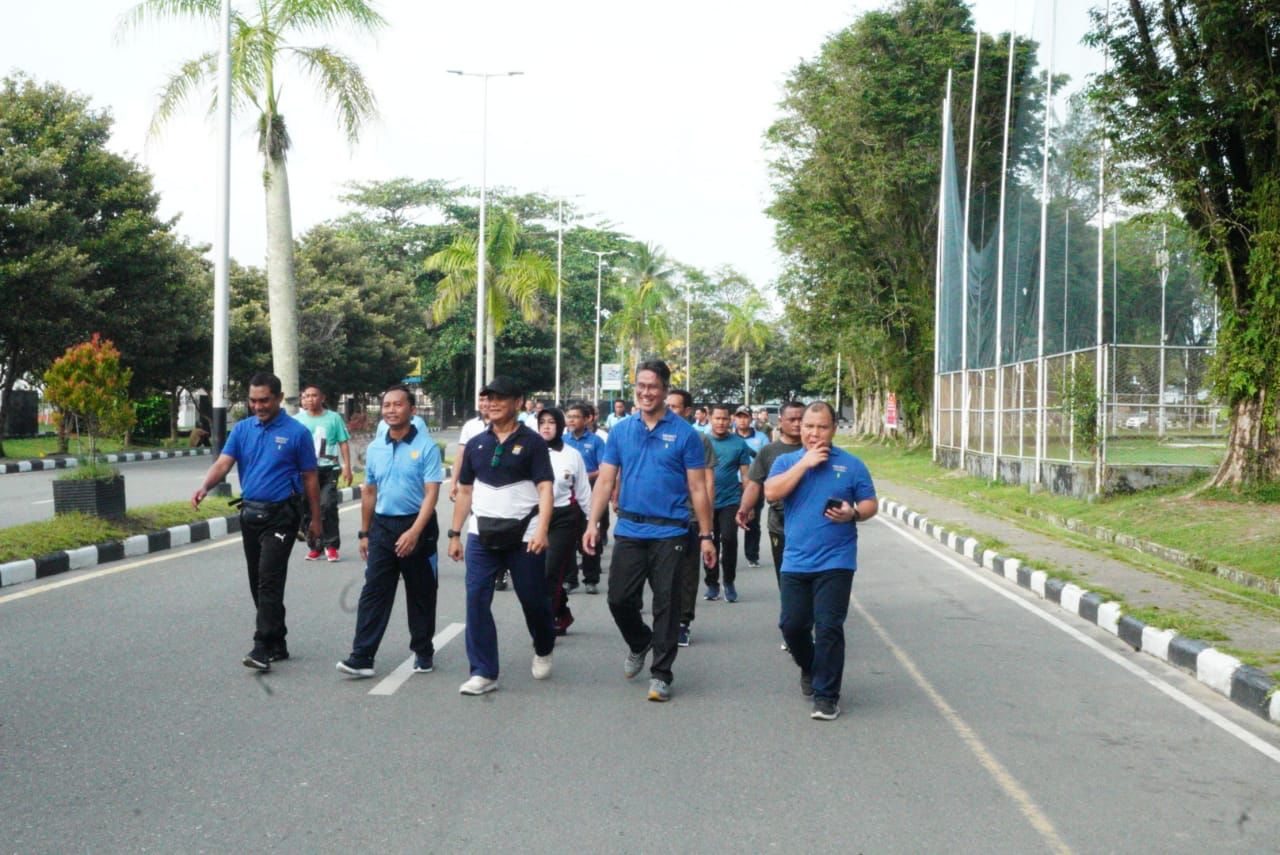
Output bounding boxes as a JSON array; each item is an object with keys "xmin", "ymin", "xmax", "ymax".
[
  {"xmin": 365, "ymin": 424, "xmax": 444, "ymax": 516},
  {"xmin": 706, "ymin": 432, "xmax": 754, "ymax": 508},
  {"xmin": 602, "ymin": 408, "xmax": 705, "ymax": 539},
  {"xmin": 221, "ymin": 411, "xmax": 317, "ymax": 502},
  {"xmin": 768, "ymin": 446, "xmax": 876, "ymax": 573},
  {"xmin": 737, "ymin": 428, "xmax": 768, "ymax": 456},
  {"xmin": 563, "ymin": 428, "xmax": 605, "ymax": 474}
]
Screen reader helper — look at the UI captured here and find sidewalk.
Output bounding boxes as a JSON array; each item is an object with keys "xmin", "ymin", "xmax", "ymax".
[{"xmin": 0, "ymin": 447, "xmax": 211, "ymax": 474}]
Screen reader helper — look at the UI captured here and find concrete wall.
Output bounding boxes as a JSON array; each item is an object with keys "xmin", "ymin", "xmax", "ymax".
[{"xmin": 934, "ymin": 448, "xmax": 1213, "ymax": 496}]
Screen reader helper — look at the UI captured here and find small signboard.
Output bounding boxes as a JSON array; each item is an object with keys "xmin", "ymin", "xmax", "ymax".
[
  {"xmin": 601, "ymin": 363, "xmax": 623, "ymax": 392},
  {"xmin": 885, "ymin": 392, "xmax": 898, "ymax": 430}
]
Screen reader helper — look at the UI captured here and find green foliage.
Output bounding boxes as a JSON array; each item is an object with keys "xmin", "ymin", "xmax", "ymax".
[
  {"xmin": 132, "ymin": 395, "xmax": 171, "ymax": 440},
  {"xmin": 43, "ymin": 335, "xmax": 136, "ymax": 461},
  {"xmin": 1061, "ymin": 361, "xmax": 1098, "ymax": 453},
  {"xmin": 57, "ymin": 460, "xmax": 122, "ymax": 482}
]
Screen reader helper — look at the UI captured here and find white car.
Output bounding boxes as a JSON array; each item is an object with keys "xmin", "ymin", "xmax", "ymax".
[{"xmin": 1124, "ymin": 414, "xmax": 1149, "ymax": 429}]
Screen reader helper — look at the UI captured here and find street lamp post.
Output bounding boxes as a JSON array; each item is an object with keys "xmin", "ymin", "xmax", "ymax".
[
  {"xmin": 583, "ymin": 249, "xmax": 618, "ymax": 406},
  {"xmin": 1157, "ymin": 223, "xmax": 1169, "ymax": 439},
  {"xmin": 555, "ymin": 198, "xmax": 563, "ymax": 405},
  {"xmin": 447, "ymin": 69, "xmax": 522, "ymax": 407},
  {"xmin": 209, "ymin": 0, "xmax": 232, "ymax": 494}
]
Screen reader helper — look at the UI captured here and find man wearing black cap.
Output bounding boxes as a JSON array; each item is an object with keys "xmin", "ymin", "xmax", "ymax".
[{"xmin": 447, "ymin": 376, "xmax": 557, "ymax": 696}]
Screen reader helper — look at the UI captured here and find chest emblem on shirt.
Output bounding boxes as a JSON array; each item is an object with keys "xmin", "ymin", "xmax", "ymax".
[
  {"xmin": 833, "ymin": 463, "xmax": 847, "ymax": 478},
  {"xmin": 411, "ymin": 450, "xmax": 420, "ymax": 459},
  {"xmin": 274, "ymin": 435, "xmax": 288, "ymax": 448},
  {"xmin": 512, "ymin": 444, "xmax": 524, "ymax": 455}
]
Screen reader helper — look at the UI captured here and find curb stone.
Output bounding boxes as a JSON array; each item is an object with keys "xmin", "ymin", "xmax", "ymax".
[
  {"xmin": 876, "ymin": 496, "xmax": 1280, "ymax": 727},
  {"xmin": 0, "ymin": 485, "xmax": 365, "ymax": 589},
  {"xmin": 0, "ymin": 447, "xmax": 213, "ymax": 475}
]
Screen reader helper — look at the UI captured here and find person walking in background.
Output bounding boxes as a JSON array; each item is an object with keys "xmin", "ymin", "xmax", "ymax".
[
  {"xmin": 734, "ymin": 405, "xmax": 769, "ymax": 567},
  {"xmin": 738, "ymin": 400, "xmax": 805, "ymax": 588},
  {"xmin": 337, "ymin": 385, "xmax": 443, "ymax": 679},
  {"xmin": 452, "ymin": 393, "xmax": 489, "ymax": 501},
  {"xmin": 519, "ymin": 397, "xmax": 542, "ymax": 429},
  {"xmin": 605, "ymin": 398, "xmax": 628, "ymax": 429},
  {"xmin": 666, "ymin": 388, "xmax": 717, "ymax": 647},
  {"xmin": 537, "ymin": 407, "xmax": 592, "ymax": 634},
  {"xmin": 191, "ymin": 372, "xmax": 321, "ymax": 671},
  {"xmin": 705, "ymin": 404, "xmax": 754, "ymax": 603},
  {"xmin": 563, "ymin": 402, "xmax": 606, "ymax": 594},
  {"xmin": 584, "ymin": 360, "xmax": 714, "ymax": 702},
  {"xmin": 765, "ymin": 402, "xmax": 877, "ymax": 721},
  {"xmin": 447, "ymin": 376, "xmax": 557, "ymax": 696},
  {"xmin": 693, "ymin": 406, "xmax": 711, "ymax": 433},
  {"xmin": 753, "ymin": 407, "xmax": 775, "ymax": 442},
  {"xmin": 296, "ymin": 383, "xmax": 352, "ymax": 562}
]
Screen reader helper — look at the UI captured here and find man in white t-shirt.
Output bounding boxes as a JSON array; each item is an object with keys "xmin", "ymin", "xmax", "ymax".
[{"xmin": 451, "ymin": 394, "xmax": 489, "ymax": 501}]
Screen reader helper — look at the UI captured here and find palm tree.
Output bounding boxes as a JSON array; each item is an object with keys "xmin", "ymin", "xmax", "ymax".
[
  {"xmin": 426, "ymin": 211, "xmax": 556, "ymax": 381},
  {"xmin": 608, "ymin": 244, "xmax": 675, "ymax": 382},
  {"xmin": 723, "ymin": 293, "xmax": 770, "ymax": 407},
  {"xmin": 123, "ymin": 0, "xmax": 384, "ymax": 407}
]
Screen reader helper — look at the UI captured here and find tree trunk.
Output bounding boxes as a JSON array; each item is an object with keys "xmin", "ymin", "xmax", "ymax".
[
  {"xmin": 744, "ymin": 352, "xmax": 751, "ymax": 408},
  {"xmin": 1208, "ymin": 393, "xmax": 1280, "ymax": 487},
  {"xmin": 169, "ymin": 387, "xmax": 180, "ymax": 443},
  {"xmin": 486, "ymin": 315, "xmax": 497, "ymax": 383},
  {"xmin": 264, "ymin": 152, "xmax": 300, "ymax": 412}
]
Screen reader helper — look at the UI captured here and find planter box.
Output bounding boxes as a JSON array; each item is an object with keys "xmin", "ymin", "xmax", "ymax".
[{"xmin": 53, "ymin": 476, "xmax": 126, "ymax": 519}]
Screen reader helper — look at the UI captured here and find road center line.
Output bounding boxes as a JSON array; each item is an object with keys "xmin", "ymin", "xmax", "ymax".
[
  {"xmin": 369, "ymin": 622, "xmax": 466, "ymax": 696},
  {"xmin": 853, "ymin": 595, "xmax": 1073, "ymax": 854},
  {"xmin": 32, "ymin": 499, "xmax": 55, "ymax": 505},
  {"xmin": 872, "ymin": 516, "xmax": 1280, "ymax": 765},
  {"xmin": 0, "ymin": 504, "xmax": 362, "ymax": 605}
]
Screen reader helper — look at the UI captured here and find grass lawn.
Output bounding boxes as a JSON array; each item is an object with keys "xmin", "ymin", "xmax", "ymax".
[
  {"xmin": 839, "ymin": 439, "xmax": 1279, "ymax": 585},
  {"xmin": 0, "ymin": 435, "xmax": 182, "ymax": 461}
]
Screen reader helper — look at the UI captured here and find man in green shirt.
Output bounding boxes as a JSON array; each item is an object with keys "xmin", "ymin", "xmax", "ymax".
[{"xmin": 296, "ymin": 384, "xmax": 353, "ymax": 561}]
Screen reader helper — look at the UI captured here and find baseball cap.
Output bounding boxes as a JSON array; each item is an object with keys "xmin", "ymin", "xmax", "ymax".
[
  {"xmin": 480, "ymin": 376, "xmax": 523, "ymax": 399},
  {"xmin": 734, "ymin": 405, "xmax": 752, "ymax": 416}
]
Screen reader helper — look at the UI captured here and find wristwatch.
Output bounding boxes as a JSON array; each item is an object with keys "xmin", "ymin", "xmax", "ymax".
[
  {"xmin": 850, "ymin": 507, "xmax": 861, "ymax": 523},
  {"xmin": 447, "ymin": 529, "xmax": 462, "ymax": 539},
  {"xmin": 357, "ymin": 530, "xmax": 368, "ymax": 539},
  {"xmin": 699, "ymin": 533, "xmax": 714, "ymax": 542}
]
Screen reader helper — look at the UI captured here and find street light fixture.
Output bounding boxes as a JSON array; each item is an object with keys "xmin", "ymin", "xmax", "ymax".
[
  {"xmin": 209, "ymin": 0, "xmax": 232, "ymax": 494},
  {"xmin": 1156, "ymin": 223, "xmax": 1169, "ymax": 438},
  {"xmin": 447, "ymin": 69, "xmax": 523, "ymax": 408},
  {"xmin": 583, "ymin": 249, "xmax": 619, "ymax": 406}
]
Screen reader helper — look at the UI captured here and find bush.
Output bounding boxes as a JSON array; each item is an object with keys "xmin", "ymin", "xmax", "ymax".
[{"xmin": 43, "ymin": 335, "xmax": 136, "ymax": 462}]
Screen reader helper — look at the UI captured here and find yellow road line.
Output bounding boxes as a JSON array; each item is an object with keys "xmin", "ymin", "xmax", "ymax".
[{"xmin": 853, "ymin": 595, "xmax": 1074, "ymax": 855}]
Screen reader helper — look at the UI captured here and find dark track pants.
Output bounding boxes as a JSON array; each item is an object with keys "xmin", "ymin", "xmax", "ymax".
[
  {"xmin": 607, "ymin": 534, "xmax": 684, "ymax": 684},
  {"xmin": 464, "ymin": 534, "xmax": 556, "ymax": 679},
  {"xmin": 546, "ymin": 506, "xmax": 584, "ymax": 629},
  {"xmin": 707, "ymin": 504, "xmax": 739, "ymax": 586},
  {"xmin": 779, "ymin": 569, "xmax": 855, "ymax": 703},
  {"xmin": 679, "ymin": 522, "xmax": 700, "ymax": 625},
  {"xmin": 744, "ymin": 492, "xmax": 764, "ymax": 562},
  {"xmin": 350, "ymin": 513, "xmax": 438, "ymax": 661},
  {"xmin": 301, "ymin": 467, "xmax": 341, "ymax": 549},
  {"xmin": 240, "ymin": 511, "xmax": 299, "ymax": 650}
]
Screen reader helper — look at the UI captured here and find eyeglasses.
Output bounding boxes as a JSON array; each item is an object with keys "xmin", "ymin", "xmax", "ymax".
[
  {"xmin": 491, "ymin": 443, "xmax": 506, "ymax": 468},
  {"xmin": 634, "ymin": 382, "xmax": 663, "ymax": 393}
]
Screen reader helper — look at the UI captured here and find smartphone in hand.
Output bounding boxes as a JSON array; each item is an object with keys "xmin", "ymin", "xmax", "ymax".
[{"xmin": 823, "ymin": 497, "xmax": 843, "ymax": 515}]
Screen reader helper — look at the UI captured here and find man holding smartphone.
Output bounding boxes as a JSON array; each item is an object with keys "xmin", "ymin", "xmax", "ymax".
[{"xmin": 764, "ymin": 401, "xmax": 877, "ymax": 721}]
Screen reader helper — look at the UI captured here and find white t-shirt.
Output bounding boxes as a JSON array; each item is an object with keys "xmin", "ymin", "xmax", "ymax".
[
  {"xmin": 458, "ymin": 416, "xmax": 487, "ymax": 448},
  {"xmin": 547, "ymin": 443, "xmax": 592, "ymax": 514}
]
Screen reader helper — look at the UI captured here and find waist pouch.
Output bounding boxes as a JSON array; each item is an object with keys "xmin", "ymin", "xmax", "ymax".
[
  {"xmin": 617, "ymin": 509, "xmax": 687, "ymax": 529},
  {"xmin": 476, "ymin": 508, "xmax": 538, "ymax": 551},
  {"xmin": 239, "ymin": 496, "xmax": 300, "ymax": 529}
]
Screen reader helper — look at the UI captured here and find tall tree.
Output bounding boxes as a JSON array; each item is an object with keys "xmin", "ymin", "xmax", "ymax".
[
  {"xmin": 1087, "ymin": 1, "xmax": 1280, "ymax": 486},
  {"xmin": 722, "ymin": 290, "xmax": 771, "ymax": 407},
  {"xmin": 609, "ymin": 244, "xmax": 675, "ymax": 383},
  {"xmin": 123, "ymin": 0, "xmax": 384, "ymax": 408}
]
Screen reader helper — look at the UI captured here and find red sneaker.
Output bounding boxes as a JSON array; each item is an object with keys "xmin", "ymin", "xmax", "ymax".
[
  {"xmin": 305, "ymin": 549, "xmax": 322, "ymax": 561},
  {"xmin": 325, "ymin": 547, "xmax": 340, "ymax": 562}
]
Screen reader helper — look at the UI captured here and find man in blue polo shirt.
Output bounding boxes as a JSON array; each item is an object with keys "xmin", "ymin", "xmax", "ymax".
[
  {"xmin": 192, "ymin": 372, "xmax": 321, "ymax": 671},
  {"xmin": 336, "ymin": 385, "xmax": 444, "ymax": 679},
  {"xmin": 563, "ymin": 402, "xmax": 606, "ymax": 594},
  {"xmin": 584, "ymin": 360, "xmax": 715, "ymax": 702},
  {"xmin": 766, "ymin": 401, "xmax": 876, "ymax": 721}
]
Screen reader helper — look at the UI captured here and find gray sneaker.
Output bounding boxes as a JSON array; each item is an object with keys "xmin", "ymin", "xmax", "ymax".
[
  {"xmin": 811, "ymin": 698, "xmax": 840, "ymax": 720},
  {"xmin": 624, "ymin": 645, "xmax": 650, "ymax": 679},
  {"xmin": 647, "ymin": 678, "xmax": 671, "ymax": 702}
]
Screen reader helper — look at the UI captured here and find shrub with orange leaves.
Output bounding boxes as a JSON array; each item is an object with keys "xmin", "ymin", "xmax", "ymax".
[{"xmin": 43, "ymin": 334, "xmax": 136, "ymax": 462}]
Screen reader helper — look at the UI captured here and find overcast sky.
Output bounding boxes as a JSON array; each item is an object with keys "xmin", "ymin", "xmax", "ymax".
[{"xmin": 4, "ymin": 1, "xmax": 1100, "ymax": 289}]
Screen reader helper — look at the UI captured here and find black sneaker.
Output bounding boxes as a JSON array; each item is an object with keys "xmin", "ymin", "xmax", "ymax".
[
  {"xmin": 811, "ymin": 698, "xmax": 840, "ymax": 720},
  {"xmin": 336, "ymin": 656, "xmax": 375, "ymax": 678},
  {"xmin": 495, "ymin": 571, "xmax": 509, "ymax": 591},
  {"xmin": 800, "ymin": 671, "xmax": 814, "ymax": 697},
  {"xmin": 242, "ymin": 648, "xmax": 271, "ymax": 671},
  {"xmin": 563, "ymin": 580, "xmax": 580, "ymax": 593},
  {"xmin": 413, "ymin": 655, "xmax": 434, "ymax": 673},
  {"xmin": 267, "ymin": 647, "xmax": 290, "ymax": 663}
]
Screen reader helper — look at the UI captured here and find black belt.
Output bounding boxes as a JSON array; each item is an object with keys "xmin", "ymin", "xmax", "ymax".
[{"xmin": 617, "ymin": 509, "xmax": 687, "ymax": 528}]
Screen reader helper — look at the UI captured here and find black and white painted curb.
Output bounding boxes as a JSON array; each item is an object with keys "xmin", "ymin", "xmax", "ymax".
[
  {"xmin": 0, "ymin": 447, "xmax": 212, "ymax": 475},
  {"xmin": 0, "ymin": 485, "xmax": 365, "ymax": 589},
  {"xmin": 878, "ymin": 496, "xmax": 1280, "ymax": 727}
]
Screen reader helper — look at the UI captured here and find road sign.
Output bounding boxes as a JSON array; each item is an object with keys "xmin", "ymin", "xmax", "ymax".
[
  {"xmin": 601, "ymin": 363, "xmax": 623, "ymax": 391},
  {"xmin": 885, "ymin": 392, "xmax": 898, "ymax": 429}
]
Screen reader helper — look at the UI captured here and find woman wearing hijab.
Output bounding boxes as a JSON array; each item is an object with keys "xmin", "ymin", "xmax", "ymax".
[{"xmin": 537, "ymin": 408, "xmax": 593, "ymax": 634}]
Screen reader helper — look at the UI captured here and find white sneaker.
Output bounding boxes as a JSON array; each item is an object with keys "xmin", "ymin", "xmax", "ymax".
[
  {"xmin": 532, "ymin": 653, "xmax": 553, "ymax": 680},
  {"xmin": 459, "ymin": 675, "xmax": 498, "ymax": 695}
]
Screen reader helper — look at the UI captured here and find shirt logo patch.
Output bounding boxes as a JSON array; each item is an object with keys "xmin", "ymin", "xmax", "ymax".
[
  {"xmin": 512, "ymin": 445, "xmax": 524, "ymax": 455},
  {"xmin": 833, "ymin": 464, "xmax": 847, "ymax": 478},
  {"xmin": 661, "ymin": 434, "xmax": 677, "ymax": 442},
  {"xmin": 275, "ymin": 436, "xmax": 288, "ymax": 445},
  {"xmin": 411, "ymin": 450, "xmax": 420, "ymax": 459}
]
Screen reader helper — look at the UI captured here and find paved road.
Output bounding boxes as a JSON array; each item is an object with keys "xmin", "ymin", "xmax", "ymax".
[{"xmin": 2, "ymin": 503, "xmax": 1277, "ymax": 852}]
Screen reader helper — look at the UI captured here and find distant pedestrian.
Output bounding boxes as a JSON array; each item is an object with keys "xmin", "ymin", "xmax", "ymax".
[
  {"xmin": 563, "ymin": 402, "xmax": 607, "ymax": 594},
  {"xmin": 519, "ymin": 397, "xmax": 542, "ymax": 429},
  {"xmin": 666, "ymin": 388, "xmax": 717, "ymax": 648},
  {"xmin": 584, "ymin": 360, "xmax": 715, "ymax": 703},
  {"xmin": 337, "ymin": 386, "xmax": 444, "ymax": 679},
  {"xmin": 605, "ymin": 399, "xmax": 628, "ymax": 429},
  {"xmin": 754, "ymin": 408, "xmax": 774, "ymax": 441},
  {"xmin": 447, "ymin": 376, "xmax": 557, "ymax": 695},
  {"xmin": 295, "ymin": 384, "xmax": 353, "ymax": 562},
  {"xmin": 734, "ymin": 405, "xmax": 769, "ymax": 567},
  {"xmin": 537, "ymin": 407, "xmax": 592, "ymax": 634},
  {"xmin": 705, "ymin": 404, "xmax": 754, "ymax": 603},
  {"xmin": 737, "ymin": 400, "xmax": 805, "ymax": 588},
  {"xmin": 586, "ymin": 403, "xmax": 608, "ymax": 441},
  {"xmin": 693, "ymin": 406, "xmax": 711, "ymax": 433},
  {"xmin": 765, "ymin": 401, "xmax": 877, "ymax": 721},
  {"xmin": 451, "ymin": 393, "xmax": 489, "ymax": 503},
  {"xmin": 191, "ymin": 372, "xmax": 321, "ymax": 671}
]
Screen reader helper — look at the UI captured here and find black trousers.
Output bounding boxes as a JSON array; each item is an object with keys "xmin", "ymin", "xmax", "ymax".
[
  {"xmin": 768, "ymin": 529, "xmax": 786, "ymax": 588},
  {"xmin": 707, "ymin": 504, "xmax": 739, "ymax": 586},
  {"xmin": 546, "ymin": 505, "xmax": 584, "ymax": 626},
  {"xmin": 301, "ymin": 467, "xmax": 341, "ymax": 549},
  {"xmin": 573, "ymin": 506, "xmax": 607, "ymax": 585},
  {"xmin": 607, "ymin": 535, "xmax": 684, "ymax": 684},
  {"xmin": 744, "ymin": 491, "xmax": 765, "ymax": 562},
  {"xmin": 240, "ymin": 508, "xmax": 300, "ymax": 650},
  {"xmin": 350, "ymin": 513, "xmax": 438, "ymax": 661},
  {"xmin": 679, "ymin": 522, "xmax": 700, "ymax": 625}
]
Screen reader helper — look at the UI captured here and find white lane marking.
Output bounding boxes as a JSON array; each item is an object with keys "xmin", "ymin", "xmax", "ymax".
[
  {"xmin": 369, "ymin": 622, "xmax": 466, "ymax": 696},
  {"xmin": 872, "ymin": 516, "xmax": 1280, "ymax": 765},
  {"xmin": 0, "ymin": 504, "xmax": 361, "ymax": 604},
  {"xmin": 32, "ymin": 499, "xmax": 55, "ymax": 505},
  {"xmin": 853, "ymin": 596, "xmax": 1072, "ymax": 855}
]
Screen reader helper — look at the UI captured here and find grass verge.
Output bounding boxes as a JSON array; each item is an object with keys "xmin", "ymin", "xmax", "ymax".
[{"xmin": 1, "ymin": 436, "xmax": 180, "ymax": 461}]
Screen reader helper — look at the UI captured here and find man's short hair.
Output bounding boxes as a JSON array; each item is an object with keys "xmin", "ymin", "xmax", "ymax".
[
  {"xmin": 301, "ymin": 383, "xmax": 324, "ymax": 396},
  {"xmin": 710, "ymin": 403, "xmax": 733, "ymax": 416},
  {"xmin": 382, "ymin": 384, "xmax": 415, "ymax": 406},
  {"xmin": 667, "ymin": 388, "xmax": 693, "ymax": 411},
  {"xmin": 695, "ymin": 405, "xmax": 708, "ymax": 415},
  {"xmin": 566, "ymin": 402, "xmax": 590, "ymax": 419},
  {"xmin": 805, "ymin": 400, "xmax": 837, "ymax": 424},
  {"xmin": 781, "ymin": 400, "xmax": 805, "ymax": 414},
  {"xmin": 248, "ymin": 372, "xmax": 282, "ymax": 396},
  {"xmin": 634, "ymin": 359, "xmax": 671, "ymax": 389}
]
